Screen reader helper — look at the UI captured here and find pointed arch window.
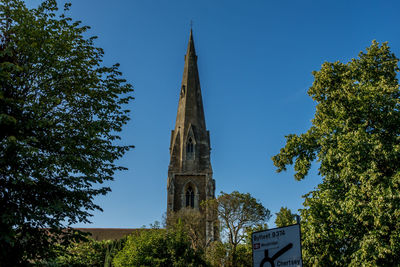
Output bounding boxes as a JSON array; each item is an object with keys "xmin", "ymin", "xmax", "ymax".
[
  {"xmin": 185, "ymin": 186, "xmax": 195, "ymax": 208},
  {"xmin": 186, "ymin": 137, "xmax": 194, "ymax": 159}
]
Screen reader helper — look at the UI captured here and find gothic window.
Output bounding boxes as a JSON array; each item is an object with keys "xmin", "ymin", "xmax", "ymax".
[
  {"xmin": 186, "ymin": 137, "xmax": 194, "ymax": 159},
  {"xmin": 185, "ymin": 186, "xmax": 195, "ymax": 208}
]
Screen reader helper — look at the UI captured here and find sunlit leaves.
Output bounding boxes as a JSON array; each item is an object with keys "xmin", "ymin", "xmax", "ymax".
[
  {"xmin": 273, "ymin": 41, "xmax": 400, "ymax": 266},
  {"xmin": 0, "ymin": 0, "xmax": 133, "ymax": 263},
  {"xmin": 275, "ymin": 207, "xmax": 297, "ymax": 227},
  {"xmin": 204, "ymin": 191, "xmax": 271, "ymax": 266}
]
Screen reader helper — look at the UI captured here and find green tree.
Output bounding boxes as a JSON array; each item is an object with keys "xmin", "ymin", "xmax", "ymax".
[
  {"xmin": 205, "ymin": 191, "xmax": 271, "ymax": 267},
  {"xmin": 103, "ymin": 238, "xmax": 126, "ymax": 267},
  {"xmin": 113, "ymin": 227, "xmax": 208, "ymax": 267},
  {"xmin": 272, "ymin": 41, "xmax": 400, "ymax": 266},
  {"xmin": 37, "ymin": 237, "xmax": 126, "ymax": 266},
  {"xmin": 166, "ymin": 208, "xmax": 206, "ymax": 250},
  {"xmin": 53, "ymin": 239, "xmax": 109, "ymax": 266},
  {"xmin": 205, "ymin": 241, "xmax": 228, "ymax": 267},
  {"xmin": 206, "ymin": 224, "xmax": 268, "ymax": 267},
  {"xmin": 0, "ymin": 0, "xmax": 133, "ymax": 264},
  {"xmin": 275, "ymin": 207, "xmax": 296, "ymax": 227},
  {"xmin": 234, "ymin": 243, "xmax": 252, "ymax": 267}
]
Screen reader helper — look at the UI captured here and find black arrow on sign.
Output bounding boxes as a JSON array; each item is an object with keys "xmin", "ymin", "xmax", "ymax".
[{"xmin": 259, "ymin": 243, "xmax": 293, "ymax": 267}]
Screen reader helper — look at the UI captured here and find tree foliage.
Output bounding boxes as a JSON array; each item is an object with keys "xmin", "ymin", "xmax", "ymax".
[
  {"xmin": 52, "ymin": 239, "xmax": 110, "ymax": 266},
  {"xmin": 205, "ymin": 191, "xmax": 271, "ymax": 267},
  {"xmin": 166, "ymin": 208, "xmax": 206, "ymax": 250},
  {"xmin": 205, "ymin": 241, "xmax": 228, "ymax": 267},
  {"xmin": 113, "ymin": 228, "xmax": 208, "ymax": 267},
  {"xmin": 272, "ymin": 41, "xmax": 400, "ymax": 266},
  {"xmin": 275, "ymin": 207, "xmax": 297, "ymax": 227},
  {"xmin": 0, "ymin": 0, "xmax": 133, "ymax": 263},
  {"xmin": 103, "ymin": 238, "xmax": 126, "ymax": 267},
  {"xmin": 206, "ymin": 241, "xmax": 253, "ymax": 267},
  {"xmin": 36, "ymin": 237, "xmax": 126, "ymax": 266},
  {"xmin": 205, "ymin": 224, "xmax": 267, "ymax": 267}
]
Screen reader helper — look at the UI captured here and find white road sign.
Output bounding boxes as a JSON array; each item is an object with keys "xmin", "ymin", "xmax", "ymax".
[{"xmin": 252, "ymin": 224, "xmax": 302, "ymax": 267}]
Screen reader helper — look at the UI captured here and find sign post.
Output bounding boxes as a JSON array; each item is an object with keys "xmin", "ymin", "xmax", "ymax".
[{"xmin": 252, "ymin": 224, "xmax": 302, "ymax": 267}]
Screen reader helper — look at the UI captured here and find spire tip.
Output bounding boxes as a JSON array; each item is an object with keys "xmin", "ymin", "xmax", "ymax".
[{"xmin": 186, "ymin": 21, "xmax": 196, "ymax": 56}]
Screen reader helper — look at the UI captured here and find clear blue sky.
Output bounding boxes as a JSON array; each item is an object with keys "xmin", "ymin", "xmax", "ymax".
[{"xmin": 27, "ymin": 0, "xmax": 400, "ymax": 228}]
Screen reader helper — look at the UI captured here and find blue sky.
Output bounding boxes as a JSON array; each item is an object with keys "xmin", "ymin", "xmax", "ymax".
[{"xmin": 27, "ymin": 0, "xmax": 400, "ymax": 228}]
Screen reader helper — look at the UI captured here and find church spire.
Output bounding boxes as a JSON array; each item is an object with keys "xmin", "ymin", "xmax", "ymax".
[
  {"xmin": 186, "ymin": 28, "xmax": 196, "ymax": 56},
  {"xmin": 167, "ymin": 30, "xmax": 217, "ymax": 244},
  {"xmin": 169, "ymin": 29, "xmax": 211, "ymax": 173}
]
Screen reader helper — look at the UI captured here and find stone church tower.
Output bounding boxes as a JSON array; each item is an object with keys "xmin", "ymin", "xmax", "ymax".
[{"xmin": 167, "ymin": 30, "xmax": 217, "ymax": 243}]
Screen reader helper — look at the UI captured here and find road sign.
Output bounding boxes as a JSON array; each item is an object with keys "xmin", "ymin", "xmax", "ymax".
[{"xmin": 252, "ymin": 224, "xmax": 302, "ymax": 267}]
